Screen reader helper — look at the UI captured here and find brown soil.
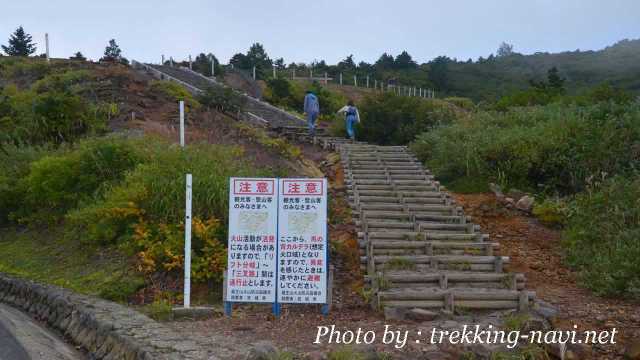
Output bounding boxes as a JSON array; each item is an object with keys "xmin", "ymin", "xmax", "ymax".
[{"xmin": 452, "ymin": 193, "xmax": 640, "ymax": 359}]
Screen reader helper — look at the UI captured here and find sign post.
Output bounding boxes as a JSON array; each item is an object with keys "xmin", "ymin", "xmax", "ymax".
[
  {"xmin": 184, "ymin": 174, "xmax": 192, "ymax": 308},
  {"xmin": 179, "ymin": 101, "xmax": 185, "ymax": 147},
  {"xmin": 225, "ymin": 178, "xmax": 279, "ymax": 315}
]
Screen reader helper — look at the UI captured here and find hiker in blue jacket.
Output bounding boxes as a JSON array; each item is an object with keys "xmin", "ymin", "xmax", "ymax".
[
  {"xmin": 303, "ymin": 90, "xmax": 320, "ymax": 136},
  {"xmin": 337, "ymin": 100, "xmax": 360, "ymax": 140}
]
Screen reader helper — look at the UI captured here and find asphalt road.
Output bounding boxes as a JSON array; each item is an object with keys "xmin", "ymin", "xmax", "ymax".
[{"xmin": 0, "ymin": 303, "xmax": 83, "ymax": 360}]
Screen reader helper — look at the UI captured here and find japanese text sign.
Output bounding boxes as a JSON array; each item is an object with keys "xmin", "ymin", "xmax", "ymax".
[
  {"xmin": 277, "ymin": 179, "xmax": 328, "ymax": 304},
  {"xmin": 226, "ymin": 178, "xmax": 278, "ymax": 303}
]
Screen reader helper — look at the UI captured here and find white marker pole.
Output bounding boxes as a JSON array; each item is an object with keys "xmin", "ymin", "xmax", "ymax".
[
  {"xmin": 45, "ymin": 33, "xmax": 50, "ymax": 62},
  {"xmin": 184, "ymin": 173, "xmax": 192, "ymax": 308},
  {"xmin": 366, "ymin": 75, "xmax": 369, "ymax": 88},
  {"xmin": 189, "ymin": 55, "xmax": 192, "ymax": 70},
  {"xmin": 211, "ymin": 56, "xmax": 215, "ymax": 77},
  {"xmin": 273, "ymin": 67, "xmax": 276, "ymax": 79},
  {"xmin": 354, "ymin": 75, "xmax": 357, "ymax": 87},
  {"xmin": 162, "ymin": 54, "xmax": 165, "ymax": 65},
  {"xmin": 252, "ymin": 66, "xmax": 256, "ymax": 80},
  {"xmin": 339, "ymin": 73, "xmax": 342, "ymax": 85},
  {"xmin": 179, "ymin": 100, "xmax": 185, "ymax": 147}
]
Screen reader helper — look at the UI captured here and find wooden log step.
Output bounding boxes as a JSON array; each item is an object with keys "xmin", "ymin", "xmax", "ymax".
[
  {"xmin": 382, "ymin": 300, "xmax": 519, "ymax": 309},
  {"xmin": 379, "ymin": 289, "xmax": 530, "ymax": 301},
  {"xmin": 349, "ymin": 184, "xmax": 440, "ymax": 192},
  {"xmin": 362, "ymin": 241, "xmax": 497, "ymax": 251},
  {"xmin": 358, "ymin": 231, "xmax": 485, "ymax": 242},
  {"xmin": 369, "ymin": 272, "xmax": 525, "ymax": 284},
  {"xmin": 350, "ymin": 169, "xmax": 432, "ymax": 175},
  {"xmin": 418, "ymin": 223, "xmax": 477, "ymax": 233},
  {"xmin": 359, "ymin": 221, "xmax": 414, "ymax": 230},
  {"xmin": 368, "ymin": 255, "xmax": 509, "ymax": 265},
  {"xmin": 415, "ymin": 214, "xmax": 470, "ymax": 223},
  {"xmin": 348, "ymin": 190, "xmax": 444, "ymax": 198},
  {"xmin": 356, "ymin": 204, "xmax": 405, "ymax": 211},
  {"xmin": 355, "ymin": 211, "xmax": 412, "ymax": 219},
  {"xmin": 405, "ymin": 205, "xmax": 459, "ymax": 213},
  {"xmin": 353, "ymin": 195, "xmax": 402, "ymax": 203}
]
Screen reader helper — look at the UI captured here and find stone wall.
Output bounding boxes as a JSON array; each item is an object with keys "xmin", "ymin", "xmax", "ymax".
[{"xmin": 0, "ymin": 273, "xmax": 215, "ymax": 359}]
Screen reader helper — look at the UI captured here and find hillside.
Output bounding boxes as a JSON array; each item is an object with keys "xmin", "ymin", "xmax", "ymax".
[{"xmin": 442, "ymin": 38, "xmax": 640, "ymax": 101}]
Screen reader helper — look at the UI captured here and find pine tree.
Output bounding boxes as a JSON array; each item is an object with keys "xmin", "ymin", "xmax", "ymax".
[
  {"xmin": 2, "ymin": 26, "xmax": 37, "ymax": 56},
  {"xmin": 102, "ymin": 39, "xmax": 122, "ymax": 61}
]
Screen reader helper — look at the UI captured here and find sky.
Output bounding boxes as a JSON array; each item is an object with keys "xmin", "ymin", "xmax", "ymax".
[{"xmin": 1, "ymin": 0, "xmax": 639, "ymax": 65}]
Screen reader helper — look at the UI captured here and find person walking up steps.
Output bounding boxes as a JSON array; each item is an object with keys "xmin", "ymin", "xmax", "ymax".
[
  {"xmin": 303, "ymin": 90, "xmax": 320, "ymax": 136},
  {"xmin": 337, "ymin": 100, "xmax": 360, "ymax": 140}
]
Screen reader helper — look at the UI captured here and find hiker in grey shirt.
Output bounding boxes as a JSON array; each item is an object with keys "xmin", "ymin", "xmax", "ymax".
[{"xmin": 303, "ymin": 90, "xmax": 320, "ymax": 136}]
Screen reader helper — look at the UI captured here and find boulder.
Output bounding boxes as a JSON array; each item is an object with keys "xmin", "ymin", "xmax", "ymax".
[
  {"xmin": 516, "ymin": 195, "xmax": 535, "ymax": 212},
  {"xmin": 384, "ymin": 307, "xmax": 408, "ymax": 321}
]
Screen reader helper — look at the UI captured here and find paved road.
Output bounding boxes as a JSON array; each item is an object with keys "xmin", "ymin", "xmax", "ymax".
[{"xmin": 0, "ymin": 303, "xmax": 83, "ymax": 360}]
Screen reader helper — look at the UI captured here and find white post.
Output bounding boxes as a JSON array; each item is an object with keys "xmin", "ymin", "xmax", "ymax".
[
  {"xmin": 210, "ymin": 56, "xmax": 215, "ymax": 77},
  {"xmin": 161, "ymin": 54, "xmax": 165, "ymax": 65},
  {"xmin": 374, "ymin": 79, "xmax": 377, "ymax": 90},
  {"xmin": 170, "ymin": 57, "xmax": 174, "ymax": 67},
  {"xmin": 273, "ymin": 67, "xmax": 276, "ymax": 78},
  {"xmin": 45, "ymin": 33, "xmax": 50, "ymax": 62},
  {"xmin": 252, "ymin": 66, "xmax": 256, "ymax": 80},
  {"xmin": 354, "ymin": 75, "xmax": 357, "ymax": 87},
  {"xmin": 179, "ymin": 100, "xmax": 185, "ymax": 147},
  {"xmin": 366, "ymin": 75, "xmax": 369, "ymax": 88},
  {"xmin": 324, "ymin": 72, "xmax": 328, "ymax": 84},
  {"xmin": 184, "ymin": 173, "xmax": 192, "ymax": 308},
  {"xmin": 189, "ymin": 55, "xmax": 192, "ymax": 70},
  {"xmin": 339, "ymin": 73, "xmax": 343, "ymax": 85},
  {"xmin": 310, "ymin": 69, "xmax": 313, "ymax": 79}
]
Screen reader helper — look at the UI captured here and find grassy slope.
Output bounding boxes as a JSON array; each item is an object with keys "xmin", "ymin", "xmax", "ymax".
[{"xmin": 0, "ymin": 227, "xmax": 142, "ymax": 299}]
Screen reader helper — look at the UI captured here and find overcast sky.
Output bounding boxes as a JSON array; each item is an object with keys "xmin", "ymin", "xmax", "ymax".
[{"xmin": 2, "ymin": 0, "xmax": 639, "ymax": 64}]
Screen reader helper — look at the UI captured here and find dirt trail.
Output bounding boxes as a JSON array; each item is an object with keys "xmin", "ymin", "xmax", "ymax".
[{"xmin": 452, "ymin": 193, "xmax": 640, "ymax": 359}]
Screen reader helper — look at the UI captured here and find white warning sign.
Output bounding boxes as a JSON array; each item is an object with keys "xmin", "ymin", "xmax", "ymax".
[
  {"xmin": 277, "ymin": 178, "xmax": 328, "ymax": 304},
  {"xmin": 226, "ymin": 178, "xmax": 278, "ymax": 303}
]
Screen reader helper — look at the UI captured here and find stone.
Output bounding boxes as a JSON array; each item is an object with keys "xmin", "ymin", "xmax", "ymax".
[
  {"xmin": 247, "ymin": 341, "xmax": 278, "ymax": 360},
  {"xmin": 516, "ymin": 195, "xmax": 535, "ymax": 212},
  {"xmin": 489, "ymin": 183, "xmax": 503, "ymax": 197},
  {"xmin": 506, "ymin": 188, "xmax": 526, "ymax": 201},
  {"xmin": 407, "ymin": 308, "xmax": 438, "ymax": 322},
  {"xmin": 533, "ymin": 300, "xmax": 558, "ymax": 319},
  {"xmin": 384, "ymin": 307, "xmax": 408, "ymax": 321},
  {"xmin": 626, "ymin": 339, "xmax": 640, "ymax": 360}
]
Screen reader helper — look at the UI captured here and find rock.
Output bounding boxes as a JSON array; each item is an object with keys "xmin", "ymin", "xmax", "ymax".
[
  {"xmin": 407, "ymin": 308, "xmax": 438, "ymax": 322},
  {"xmin": 384, "ymin": 307, "xmax": 408, "ymax": 321},
  {"xmin": 506, "ymin": 189, "xmax": 526, "ymax": 201},
  {"xmin": 247, "ymin": 341, "xmax": 278, "ymax": 360},
  {"xmin": 626, "ymin": 339, "xmax": 640, "ymax": 360},
  {"xmin": 516, "ymin": 195, "xmax": 535, "ymax": 212},
  {"xmin": 533, "ymin": 300, "xmax": 559, "ymax": 319},
  {"xmin": 546, "ymin": 342, "xmax": 592, "ymax": 360}
]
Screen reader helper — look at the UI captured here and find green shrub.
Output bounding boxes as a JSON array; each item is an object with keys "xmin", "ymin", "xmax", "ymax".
[
  {"xmin": 197, "ymin": 86, "xmax": 245, "ymax": 113},
  {"xmin": 532, "ymin": 198, "xmax": 568, "ymax": 227},
  {"xmin": 358, "ymin": 92, "xmax": 460, "ymax": 145},
  {"xmin": 1, "ymin": 83, "xmax": 107, "ymax": 145},
  {"xmin": 562, "ymin": 175, "xmax": 640, "ymax": 297},
  {"xmin": 412, "ymin": 102, "xmax": 640, "ymax": 195},
  {"xmin": 16, "ymin": 137, "xmax": 140, "ymax": 223},
  {"xmin": 143, "ymin": 299, "xmax": 174, "ymax": 321},
  {"xmin": 0, "ymin": 144, "xmax": 54, "ymax": 224}
]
